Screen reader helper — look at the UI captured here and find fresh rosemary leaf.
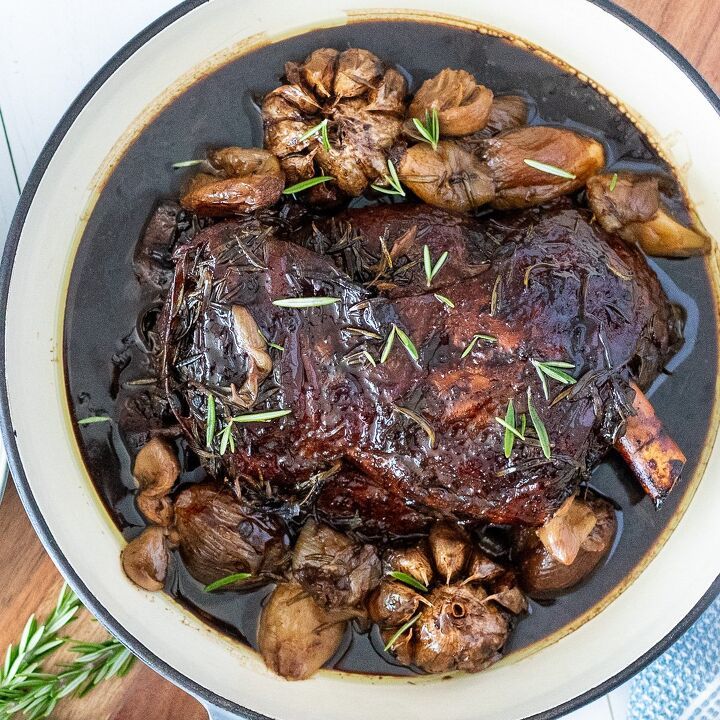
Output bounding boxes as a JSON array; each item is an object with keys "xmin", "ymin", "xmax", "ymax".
[
  {"xmin": 495, "ymin": 415, "xmax": 525, "ymax": 441},
  {"xmin": 527, "ymin": 388, "xmax": 551, "ymax": 459},
  {"xmin": 299, "ymin": 118, "xmax": 331, "ymax": 152},
  {"xmin": 519, "ymin": 413, "xmax": 527, "ymax": 437},
  {"xmin": 434, "ymin": 294, "xmax": 455, "ymax": 308},
  {"xmin": 392, "ymin": 405, "xmax": 435, "ymax": 448},
  {"xmin": 205, "ymin": 394, "xmax": 216, "ymax": 448},
  {"xmin": 523, "ymin": 159, "xmax": 577, "ymax": 179},
  {"xmin": 371, "ymin": 159, "xmax": 405, "ymax": 196},
  {"xmin": 362, "ymin": 350, "xmax": 377, "ymax": 367},
  {"xmin": 412, "ymin": 108, "xmax": 440, "ymax": 150},
  {"xmin": 422, "ymin": 245, "xmax": 449, "ymax": 287},
  {"xmin": 171, "ymin": 159, "xmax": 204, "ymax": 168},
  {"xmin": 77, "ymin": 416, "xmax": 111, "ymax": 425},
  {"xmin": 218, "ymin": 422, "xmax": 233, "ymax": 456},
  {"xmin": 204, "ymin": 572, "xmax": 253, "ymax": 593},
  {"xmin": 384, "ymin": 613, "xmax": 421, "ymax": 652},
  {"xmin": 388, "ymin": 571, "xmax": 428, "ymax": 593},
  {"xmin": 394, "ymin": 325, "xmax": 419, "ymax": 361},
  {"xmin": 344, "ymin": 327, "xmax": 383, "ymax": 340},
  {"xmin": 609, "ymin": 172, "xmax": 618, "ymax": 192},
  {"xmin": 230, "ymin": 409, "xmax": 292, "ymax": 423},
  {"xmin": 380, "ymin": 325, "xmax": 397, "ymax": 363},
  {"xmin": 503, "ymin": 399, "xmax": 516, "ymax": 459},
  {"xmin": 531, "ymin": 359, "xmax": 576, "ymax": 400},
  {"xmin": 461, "ymin": 333, "xmax": 496, "ymax": 359},
  {"xmin": 257, "ymin": 328, "xmax": 284, "ymax": 352},
  {"xmin": 272, "ymin": 297, "xmax": 340, "ymax": 308},
  {"xmin": 282, "ymin": 176, "xmax": 334, "ymax": 195}
]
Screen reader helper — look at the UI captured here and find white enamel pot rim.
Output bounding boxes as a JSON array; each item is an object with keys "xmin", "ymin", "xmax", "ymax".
[{"xmin": 2, "ymin": 1, "xmax": 720, "ymax": 719}]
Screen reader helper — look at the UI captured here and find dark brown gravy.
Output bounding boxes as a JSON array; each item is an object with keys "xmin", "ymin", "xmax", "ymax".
[{"xmin": 63, "ymin": 19, "xmax": 717, "ymax": 676}]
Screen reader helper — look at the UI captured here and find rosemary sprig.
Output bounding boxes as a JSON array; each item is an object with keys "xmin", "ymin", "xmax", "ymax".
[
  {"xmin": 217, "ymin": 410, "xmax": 292, "ymax": 456},
  {"xmin": 391, "ymin": 405, "xmax": 435, "ymax": 448},
  {"xmin": 299, "ymin": 118, "xmax": 331, "ymax": 152},
  {"xmin": 461, "ymin": 334, "xmax": 497, "ymax": 359},
  {"xmin": 384, "ymin": 613, "xmax": 421, "ymax": 652},
  {"xmin": 77, "ymin": 416, "xmax": 111, "ymax": 425},
  {"xmin": 171, "ymin": 159, "xmax": 204, "ymax": 168},
  {"xmin": 388, "ymin": 571, "xmax": 428, "ymax": 593},
  {"xmin": 412, "ymin": 108, "xmax": 440, "ymax": 151},
  {"xmin": 434, "ymin": 294, "xmax": 455, "ymax": 308},
  {"xmin": 272, "ymin": 297, "xmax": 340, "ymax": 308},
  {"xmin": 204, "ymin": 573, "xmax": 253, "ymax": 593},
  {"xmin": 205, "ymin": 394, "xmax": 216, "ymax": 448},
  {"xmin": 371, "ymin": 160, "xmax": 405, "ymax": 196},
  {"xmin": 0, "ymin": 585, "xmax": 136, "ymax": 720},
  {"xmin": 523, "ymin": 159, "xmax": 576, "ymax": 180},
  {"xmin": 282, "ymin": 176, "xmax": 334, "ymax": 195},
  {"xmin": 422, "ymin": 245, "xmax": 449, "ymax": 287},
  {"xmin": 527, "ymin": 388, "xmax": 551, "ymax": 459},
  {"xmin": 494, "ymin": 415, "xmax": 525, "ymax": 441},
  {"xmin": 531, "ymin": 359, "xmax": 576, "ymax": 400},
  {"xmin": 609, "ymin": 172, "xmax": 618, "ymax": 192}
]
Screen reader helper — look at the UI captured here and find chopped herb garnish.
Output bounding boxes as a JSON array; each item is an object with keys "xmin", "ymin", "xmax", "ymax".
[
  {"xmin": 494, "ymin": 415, "xmax": 525, "ymax": 441},
  {"xmin": 77, "ymin": 416, "xmax": 111, "ymax": 425},
  {"xmin": 204, "ymin": 572, "xmax": 253, "ymax": 593},
  {"xmin": 491, "ymin": 275, "xmax": 501, "ymax": 316},
  {"xmin": 423, "ymin": 245, "xmax": 449, "ymax": 287},
  {"xmin": 272, "ymin": 296, "xmax": 340, "ymax": 308},
  {"xmin": 380, "ymin": 325, "xmax": 397, "ymax": 363},
  {"xmin": 531, "ymin": 359, "xmax": 576, "ymax": 400},
  {"xmin": 503, "ymin": 399, "xmax": 516, "ymax": 459},
  {"xmin": 282, "ymin": 176, "xmax": 334, "ymax": 195},
  {"xmin": 392, "ymin": 405, "xmax": 435, "ymax": 447},
  {"xmin": 206, "ymin": 394, "xmax": 216, "ymax": 448},
  {"xmin": 527, "ymin": 388, "xmax": 551, "ymax": 459},
  {"xmin": 434, "ymin": 294, "xmax": 455, "ymax": 308},
  {"xmin": 412, "ymin": 108, "xmax": 440, "ymax": 151},
  {"xmin": 461, "ymin": 333, "xmax": 497, "ymax": 359},
  {"xmin": 609, "ymin": 172, "xmax": 619, "ymax": 192},
  {"xmin": 231, "ymin": 409, "xmax": 292, "ymax": 423},
  {"xmin": 257, "ymin": 328, "xmax": 284, "ymax": 352},
  {"xmin": 384, "ymin": 613, "xmax": 421, "ymax": 652},
  {"xmin": 388, "ymin": 570, "xmax": 429, "ymax": 593},
  {"xmin": 371, "ymin": 159, "xmax": 405, "ymax": 196},
  {"xmin": 172, "ymin": 159, "xmax": 204, "ymax": 168},
  {"xmin": 394, "ymin": 325, "xmax": 419, "ymax": 361},
  {"xmin": 523, "ymin": 159, "xmax": 577, "ymax": 180},
  {"xmin": 299, "ymin": 118, "xmax": 331, "ymax": 152},
  {"xmin": 218, "ymin": 422, "xmax": 235, "ymax": 455}
]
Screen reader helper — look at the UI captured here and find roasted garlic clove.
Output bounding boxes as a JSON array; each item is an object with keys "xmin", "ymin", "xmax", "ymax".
[
  {"xmin": 412, "ymin": 584, "xmax": 509, "ymax": 673},
  {"xmin": 292, "ymin": 519, "xmax": 381, "ymax": 610},
  {"xmin": 121, "ymin": 526, "xmax": 170, "ymax": 592},
  {"xmin": 180, "ymin": 148, "xmax": 285, "ymax": 216},
  {"xmin": 397, "ymin": 141, "xmax": 494, "ymax": 212},
  {"xmin": 587, "ymin": 172, "xmax": 711, "ymax": 257},
  {"xmin": 174, "ymin": 482, "xmax": 288, "ymax": 586},
  {"xmin": 482, "ymin": 126, "xmax": 605, "ymax": 209},
  {"xmin": 428, "ymin": 521, "xmax": 471, "ymax": 584},
  {"xmin": 516, "ymin": 497, "xmax": 617, "ymax": 598},
  {"xmin": 536, "ymin": 495, "xmax": 598, "ymax": 566},
  {"xmin": 383, "ymin": 546, "xmax": 434, "ymax": 588},
  {"xmin": 408, "ymin": 69, "xmax": 494, "ymax": 136},
  {"xmin": 133, "ymin": 437, "xmax": 180, "ymax": 497},
  {"xmin": 258, "ymin": 582, "xmax": 347, "ymax": 680},
  {"xmin": 230, "ymin": 306, "xmax": 273, "ymax": 409},
  {"xmin": 367, "ymin": 580, "xmax": 425, "ymax": 627}
]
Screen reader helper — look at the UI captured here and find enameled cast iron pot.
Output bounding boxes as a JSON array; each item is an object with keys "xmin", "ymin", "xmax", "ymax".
[{"xmin": 2, "ymin": 1, "xmax": 720, "ymax": 718}]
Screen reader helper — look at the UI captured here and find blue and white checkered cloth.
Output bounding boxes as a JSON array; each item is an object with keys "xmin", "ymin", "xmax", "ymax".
[{"xmin": 629, "ymin": 596, "xmax": 720, "ymax": 720}]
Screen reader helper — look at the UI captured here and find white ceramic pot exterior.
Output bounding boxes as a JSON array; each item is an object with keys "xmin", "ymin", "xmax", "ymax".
[{"xmin": 2, "ymin": 2, "xmax": 719, "ymax": 719}]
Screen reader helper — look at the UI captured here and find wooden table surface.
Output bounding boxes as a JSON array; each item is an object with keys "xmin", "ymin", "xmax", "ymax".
[{"xmin": 0, "ymin": 2, "xmax": 718, "ymax": 718}]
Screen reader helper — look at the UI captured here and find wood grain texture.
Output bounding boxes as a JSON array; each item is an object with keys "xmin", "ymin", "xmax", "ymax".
[{"xmin": 0, "ymin": 2, "xmax": 716, "ymax": 719}]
